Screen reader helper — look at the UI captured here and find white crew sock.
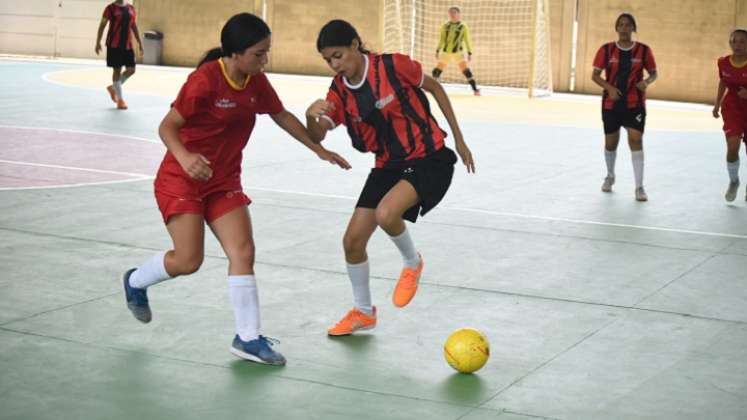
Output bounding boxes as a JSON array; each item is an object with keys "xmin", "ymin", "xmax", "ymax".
[
  {"xmin": 388, "ymin": 227, "xmax": 420, "ymax": 269},
  {"xmin": 129, "ymin": 251, "xmax": 171, "ymax": 289},
  {"xmin": 347, "ymin": 260, "xmax": 372, "ymax": 315},
  {"xmin": 631, "ymin": 150, "xmax": 644, "ymax": 188},
  {"xmin": 228, "ymin": 275, "xmax": 260, "ymax": 342},
  {"xmin": 605, "ymin": 149, "xmax": 617, "ymax": 178},
  {"xmin": 727, "ymin": 159, "xmax": 740, "ymax": 183}
]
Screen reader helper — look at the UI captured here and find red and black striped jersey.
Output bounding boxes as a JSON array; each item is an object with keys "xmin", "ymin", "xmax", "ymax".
[
  {"xmin": 322, "ymin": 53, "xmax": 447, "ymax": 168},
  {"xmin": 103, "ymin": 3, "xmax": 136, "ymax": 50},
  {"xmin": 593, "ymin": 42, "xmax": 656, "ymax": 110}
]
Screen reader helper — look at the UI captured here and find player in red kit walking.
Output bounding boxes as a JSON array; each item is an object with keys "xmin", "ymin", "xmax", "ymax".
[
  {"xmin": 95, "ymin": 0, "xmax": 143, "ymax": 110},
  {"xmin": 592, "ymin": 13, "xmax": 657, "ymax": 201},
  {"xmin": 713, "ymin": 29, "xmax": 747, "ymax": 202},
  {"xmin": 305, "ymin": 20, "xmax": 475, "ymax": 336},
  {"xmin": 121, "ymin": 13, "xmax": 350, "ymax": 365}
]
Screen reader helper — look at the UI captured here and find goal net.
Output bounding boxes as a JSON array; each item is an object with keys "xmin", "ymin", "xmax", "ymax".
[{"xmin": 383, "ymin": 0, "xmax": 553, "ymax": 97}]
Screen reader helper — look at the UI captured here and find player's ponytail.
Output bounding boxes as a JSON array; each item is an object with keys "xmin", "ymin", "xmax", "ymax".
[
  {"xmin": 198, "ymin": 13, "xmax": 271, "ymax": 67},
  {"xmin": 316, "ymin": 19, "xmax": 370, "ymax": 54}
]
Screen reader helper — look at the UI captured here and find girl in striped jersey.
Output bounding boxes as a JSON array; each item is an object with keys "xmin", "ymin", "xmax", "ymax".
[
  {"xmin": 95, "ymin": 0, "xmax": 143, "ymax": 110},
  {"xmin": 591, "ymin": 13, "xmax": 657, "ymax": 202},
  {"xmin": 305, "ymin": 20, "xmax": 475, "ymax": 336},
  {"xmin": 431, "ymin": 7, "xmax": 480, "ymax": 95},
  {"xmin": 713, "ymin": 29, "xmax": 747, "ymax": 202}
]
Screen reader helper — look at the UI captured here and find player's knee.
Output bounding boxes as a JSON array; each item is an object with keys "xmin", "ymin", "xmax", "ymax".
[
  {"xmin": 374, "ymin": 206, "xmax": 399, "ymax": 230},
  {"xmin": 227, "ymin": 239, "xmax": 255, "ymax": 265},
  {"xmin": 432, "ymin": 68, "xmax": 442, "ymax": 78},
  {"xmin": 462, "ymin": 68, "xmax": 473, "ymax": 79},
  {"xmin": 174, "ymin": 253, "xmax": 204, "ymax": 275},
  {"xmin": 343, "ymin": 232, "xmax": 367, "ymax": 258}
]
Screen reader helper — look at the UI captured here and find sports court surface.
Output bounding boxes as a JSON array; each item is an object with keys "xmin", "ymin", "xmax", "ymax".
[{"xmin": 1, "ymin": 57, "xmax": 745, "ymax": 420}]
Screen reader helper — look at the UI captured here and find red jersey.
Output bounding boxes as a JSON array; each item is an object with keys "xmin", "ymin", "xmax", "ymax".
[
  {"xmin": 718, "ymin": 55, "xmax": 747, "ymax": 111},
  {"xmin": 322, "ymin": 53, "xmax": 447, "ymax": 168},
  {"xmin": 155, "ymin": 59, "xmax": 284, "ymax": 198},
  {"xmin": 103, "ymin": 3, "xmax": 136, "ymax": 50},
  {"xmin": 593, "ymin": 42, "xmax": 656, "ymax": 110}
]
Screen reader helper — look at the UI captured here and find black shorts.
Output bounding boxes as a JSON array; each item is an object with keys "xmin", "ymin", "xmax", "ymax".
[
  {"xmin": 106, "ymin": 47, "xmax": 136, "ymax": 68},
  {"xmin": 356, "ymin": 147, "xmax": 457, "ymax": 223},
  {"xmin": 602, "ymin": 106, "xmax": 646, "ymax": 134}
]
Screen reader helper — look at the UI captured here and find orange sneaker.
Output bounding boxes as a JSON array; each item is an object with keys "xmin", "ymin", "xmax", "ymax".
[
  {"xmin": 106, "ymin": 85, "xmax": 118, "ymax": 103},
  {"xmin": 473, "ymin": 89, "xmax": 481, "ymax": 96},
  {"xmin": 327, "ymin": 306, "xmax": 377, "ymax": 336},
  {"xmin": 116, "ymin": 99, "xmax": 128, "ymax": 110},
  {"xmin": 392, "ymin": 254, "xmax": 424, "ymax": 308}
]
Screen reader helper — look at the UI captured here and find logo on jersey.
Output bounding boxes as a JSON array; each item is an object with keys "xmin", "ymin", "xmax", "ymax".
[
  {"xmin": 375, "ymin": 94, "xmax": 395, "ymax": 109},
  {"xmin": 215, "ymin": 98, "xmax": 237, "ymax": 108},
  {"xmin": 403, "ymin": 167, "xmax": 414, "ymax": 174}
]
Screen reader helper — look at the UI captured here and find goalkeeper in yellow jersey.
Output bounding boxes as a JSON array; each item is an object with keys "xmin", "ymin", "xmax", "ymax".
[{"xmin": 432, "ymin": 6, "xmax": 480, "ymax": 96}]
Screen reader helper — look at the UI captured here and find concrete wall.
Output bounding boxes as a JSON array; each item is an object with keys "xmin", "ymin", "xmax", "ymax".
[
  {"xmin": 133, "ymin": 0, "xmax": 382, "ymax": 72},
  {"xmin": 549, "ymin": 0, "xmax": 576, "ymax": 92},
  {"xmin": 575, "ymin": 0, "xmax": 747, "ymax": 104},
  {"xmin": 0, "ymin": 0, "xmax": 109, "ymax": 58}
]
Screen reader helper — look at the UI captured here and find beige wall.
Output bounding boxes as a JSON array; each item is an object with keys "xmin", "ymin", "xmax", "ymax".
[
  {"xmin": 134, "ymin": 0, "xmax": 382, "ymax": 72},
  {"xmin": 133, "ymin": 0, "xmax": 264, "ymax": 67},
  {"xmin": 549, "ymin": 0, "xmax": 576, "ymax": 92},
  {"xmin": 575, "ymin": 0, "xmax": 747, "ymax": 104}
]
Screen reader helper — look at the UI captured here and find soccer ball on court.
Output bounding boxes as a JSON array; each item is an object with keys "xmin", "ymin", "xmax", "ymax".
[{"xmin": 443, "ymin": 328, "xmax": 490, "ymax": 374}]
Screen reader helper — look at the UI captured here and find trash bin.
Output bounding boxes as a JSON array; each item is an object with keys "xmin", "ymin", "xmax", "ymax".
[{"xmin": 142, "ymin": 31, "xmax": 163, "ymax": 65}]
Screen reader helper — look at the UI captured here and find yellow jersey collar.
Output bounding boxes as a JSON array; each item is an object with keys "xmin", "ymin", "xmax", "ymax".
[{"xmin": 219, "ymin": 58, "xmax": 251, "ymax": 90}]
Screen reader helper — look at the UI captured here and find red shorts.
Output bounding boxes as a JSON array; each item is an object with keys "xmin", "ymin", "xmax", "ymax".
[
  {"xmin": 155, "ymin": 189, "xmax": 251, "ymax": 224},
  {"xmin": 722, "ymin": 103, "xmax": 747, "ymax": 139}
]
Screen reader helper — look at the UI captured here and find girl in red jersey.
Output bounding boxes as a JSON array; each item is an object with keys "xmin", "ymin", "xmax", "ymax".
[
  {"xmin": 121, "ymin": 13, "xmax": 350, "ymax": 365},
  {"xmin": 591, "ymin": 13, "xmax": 657, "ymax": 202},
  {"xmin": 95, "ymin": 0, "xmax": 143, "ymax": 110},
  {"xmin": 713, "ymin": 29, "xmax": 747, "ymax": 202},
  {"xmin": 305, "ymin": 20, "xmax": 475, "ymax": 336}
]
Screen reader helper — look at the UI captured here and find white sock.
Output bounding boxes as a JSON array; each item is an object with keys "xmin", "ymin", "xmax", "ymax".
[
  {"xmin": 228, "ymin": 275, "xmax": 260, "ymax": 342},
  {"xmin": 113, "ymin": 81, "xmax": 123, "ymax": 100},
  {"xmin": 389, "ymin": 227, "xmax": 420, "ymax": 268},
  {"xmin": 631, "ymin": 150, "xmax": 644, "ymax": 188},
  {"xmin": 604, "ymin": 150, "xmax": 617, "ymax": 178},
  {"xmin": 129, "ymin": 251, "xmax": 171, "ymax": 289},
  {"xmin": 727, "ymin": 159, "xmax": 740, "ymax": 183},
  {"xmin": 347, "ymin": 260, "xmax": 372, "ymax": 315}
]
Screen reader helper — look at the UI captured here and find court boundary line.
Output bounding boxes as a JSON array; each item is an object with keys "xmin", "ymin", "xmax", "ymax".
[{"xmin": 0, "ymin": 124, "xmax": 160, "ymax": 144}]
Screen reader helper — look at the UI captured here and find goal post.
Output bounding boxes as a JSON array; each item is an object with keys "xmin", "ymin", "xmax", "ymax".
[{"xmin": 383, "ymin": 0, "xmax": 553, "ymax": 97}]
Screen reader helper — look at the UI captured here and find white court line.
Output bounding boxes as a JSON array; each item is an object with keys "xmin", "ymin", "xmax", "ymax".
[
  {"xmin": 0, "ymin": 177, "xmax": 153, "ymax": 191},
  {"xmin": 0, "ymin": 124, "xmax": 161, "ymax": 144},
  {"xmin": 0, "ymin": 159, "xmax": 152, "ymax": 178},
  {"xmin": 246, "ymin": 186, "xmax": 747, "ymax": 240}
]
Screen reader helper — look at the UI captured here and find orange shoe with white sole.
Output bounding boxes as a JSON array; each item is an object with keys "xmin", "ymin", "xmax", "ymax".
[
  {"xmin": 327, "ymin": 306, "xmax": 377, "ymax": 336},
  {"xmin": 116, "ymin": 98, "xmax": 128, "ymax": 110},
  {"xmin": 106, "ymin": 85, "xmax": 118, "ymax": 103},
  {"xmin": 392, "ymin": 254, "xmax": 424, "ymax": 308}
]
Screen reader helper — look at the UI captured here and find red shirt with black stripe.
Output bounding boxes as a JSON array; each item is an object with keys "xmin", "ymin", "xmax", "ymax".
[
  {"xmin": 103, "ymin": 2, "xmax": 137, "ymax": 50},
  {"xmin": 155, "ymin": 59, "xmax": 284, "ymax": 199},
  {"xmin": 593, "ymin": 42, "xmax": 656, "ymax": 110},
  {"xmin": 322, "ymin": 53, "xmax": 447, "ymax": 168}
]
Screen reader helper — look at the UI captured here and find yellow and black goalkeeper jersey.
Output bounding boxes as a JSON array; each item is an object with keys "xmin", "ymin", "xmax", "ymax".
[{"xmin": 437, "ymin": 21, "xmax": 473, "ymax": 54}]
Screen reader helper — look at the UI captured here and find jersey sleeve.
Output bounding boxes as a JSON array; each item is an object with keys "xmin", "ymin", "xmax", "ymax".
[
  {"xmin": 102, "ymin": 4, "xmax": 112, "ymax": 20},
  {"xmin": 462, "ymin": 24, "xmax": 473, "ymax": 54},
  {"xmin": 592, "ymin": 45, "xmax": 606, "ymax": 70},
  {"xmin": 392, "ymin": 53, "xmax": 425, "ymax": 88},
  {"xmin": 644, "ymin": 46, "xmax": 656, "ymax": 73},
  {"xmin": 322, "ymin": 84, "xmax": 345, "ymax": 128},
  {"xmin": 171, "ymin": 71, "xmax": 211, "ymax": 120},
  {"xmin": 254, "ymin": 73, "xmax": 284, "ymax": 115}
]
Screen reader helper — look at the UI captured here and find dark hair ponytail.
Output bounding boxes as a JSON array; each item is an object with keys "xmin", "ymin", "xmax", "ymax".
[
  {"xmin": 316, "ymin": 19, "xmax": 370, "ymax": 54},
  {"xmin": 198, "ymin": 13, "xmax": 271, "ymax": 67},
  {"xmin": 615, "ymin": 13, "xmax": 637, "ymax": 32}
]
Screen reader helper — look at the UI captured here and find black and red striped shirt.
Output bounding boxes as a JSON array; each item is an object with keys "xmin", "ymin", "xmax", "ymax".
[
  {"xmin": 322, "ymin": 53, "xmax": 447, "ymax": 168},
  {"xmin": 593, "ymin": 42, "xmax": 656, "ymax": 110},
  {"xmin": 103, "ymin": 2, "xmax": 136, "ymax": 50}
]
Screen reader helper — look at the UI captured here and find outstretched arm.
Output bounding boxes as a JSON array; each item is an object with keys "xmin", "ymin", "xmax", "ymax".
[
  {"xmin": 271, "ymin": 109, "xmax": 350, "ymax": 169},
  {"xmin": 421, "ymin": 76, "xmax": 475, "ymax": 173}
]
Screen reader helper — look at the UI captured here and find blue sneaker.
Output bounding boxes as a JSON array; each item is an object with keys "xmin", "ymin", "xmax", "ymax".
[
  {"xmin": 123, "ymin": 268, "xmax": 151, "ymax": 323},
  {"xmin": 230, "ymin": 335, "xmax": 286, "ymax": 365}
]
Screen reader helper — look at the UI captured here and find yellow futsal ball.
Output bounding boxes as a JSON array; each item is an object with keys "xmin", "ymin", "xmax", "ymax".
[{"xmin": 443, "ymin": 328, "xmax": 490, "ymax": 374}]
